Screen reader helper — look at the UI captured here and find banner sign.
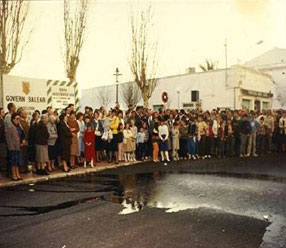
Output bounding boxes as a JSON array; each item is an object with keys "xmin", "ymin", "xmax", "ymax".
[{"xmin": 3, "ymin": 75, "xmax": 79, "ymax": 118}]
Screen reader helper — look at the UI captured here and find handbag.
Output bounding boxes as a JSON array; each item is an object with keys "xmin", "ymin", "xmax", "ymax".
[
  {"xmin": 95, "ymin": 130, "xmax": 102, "ymax": 136},
  {"xmin": 108, "ymin": 130, "xmax": 113, "ymax": 140},
  {"xmin": 102, "ymin": 131, "xmax": 108, "ymax": 140}
]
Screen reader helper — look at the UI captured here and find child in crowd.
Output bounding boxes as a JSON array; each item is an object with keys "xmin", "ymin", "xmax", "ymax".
[
  {"xmin": 83, "ymin": 123, "xmax": 96, "ymax": 168},
  {"xmin": 152, "ymin": 126, "xmax": 159, "ymax": 162},
  {"xmin": 137, "ymin": 127, "xmax": 146, "ymax": 161}
]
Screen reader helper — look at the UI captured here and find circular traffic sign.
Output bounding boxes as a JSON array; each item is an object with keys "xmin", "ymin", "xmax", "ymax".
[{"xmin": 161, "ymin": 91, "xmax": 168, "ymax": 103}]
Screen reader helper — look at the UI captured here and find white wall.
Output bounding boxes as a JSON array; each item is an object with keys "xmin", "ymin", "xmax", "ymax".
[{"xmin": 80, "ymin": 67, "xmax": 273, "ymax": 111}]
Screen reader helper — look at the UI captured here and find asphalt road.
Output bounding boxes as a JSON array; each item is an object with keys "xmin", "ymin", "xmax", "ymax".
[{"xmin": 0, "ymin": 156, "xmax": 286, "ymax": 248}]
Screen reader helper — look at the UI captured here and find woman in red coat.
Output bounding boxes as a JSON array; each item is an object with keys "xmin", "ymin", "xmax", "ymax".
[{"xmin": 83, "ymin": 123, "xmax": 96, "ymax": 168}]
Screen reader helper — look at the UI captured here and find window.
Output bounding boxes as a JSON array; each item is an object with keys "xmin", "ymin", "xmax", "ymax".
[
  {"xmin": 262, "ymin": 102, "xmax": 269, "ymax": 110},
  {"xmin": 153, "ymin": 104, "xmax": 163, "ymax": 111},
  {"xmin": 183, "ymin": 103, "xmax": 194, "ymax": 108},
  {"xmin": 242, "ymin": 99, "xmax": 250, "ymax": 109}
]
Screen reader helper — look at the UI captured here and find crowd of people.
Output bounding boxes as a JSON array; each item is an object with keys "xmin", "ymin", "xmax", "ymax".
[{"xmin": 0, "ymin": 102, "xmax": 286, "ymax": 181}]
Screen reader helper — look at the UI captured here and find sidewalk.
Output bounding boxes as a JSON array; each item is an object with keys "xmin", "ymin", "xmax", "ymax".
[{"xmin": 0, "ymin": 161, "xmax": 139, "ymax": 188}]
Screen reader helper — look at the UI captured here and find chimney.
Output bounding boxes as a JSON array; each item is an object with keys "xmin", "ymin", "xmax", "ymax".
[{"xmin": 186, "ymin": 67, "xmax": 196, "ymax": 74}]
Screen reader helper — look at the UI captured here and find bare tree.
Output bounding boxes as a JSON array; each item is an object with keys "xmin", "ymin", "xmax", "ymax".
[
  {"xmin": 199, "ymin": 59, "xmax": 218, "ymax": 72},
  {"xmin": 0, "ymin": 0, "xmax": 30, "ymax": 106},
  {"xmin": 96, "ymin": 86, "xmax": 112, "ymax": 108},
  {"xmin": 129, "ymin": 5, "xmax": 158, "ymax": 108},
  {"xmin": 121, "ymin": 82, "xmax": 142, "ymax": 108},
  {"xmin": 63, "ymin": 0, "xmax": 89, "ymax": 83}
]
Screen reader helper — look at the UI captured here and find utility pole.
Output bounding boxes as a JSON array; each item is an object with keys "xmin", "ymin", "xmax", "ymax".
[
  {"xmin": 113, "ymin": 68, "xmax": 122, "ymax": 104},
  {"xmin": 225, "ymin": 38, "xmax": 228, "ymax": 87}
]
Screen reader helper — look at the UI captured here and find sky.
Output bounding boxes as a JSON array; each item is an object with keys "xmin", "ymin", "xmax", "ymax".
[{"xmin": 12, "ymin": 0, "xmax": 286, "ymax": 92}]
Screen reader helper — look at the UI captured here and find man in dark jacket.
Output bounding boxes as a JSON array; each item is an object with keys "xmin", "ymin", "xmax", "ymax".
[{"xmin": 239, "ymin": 114, "xmax": 251, "ymax": 157}]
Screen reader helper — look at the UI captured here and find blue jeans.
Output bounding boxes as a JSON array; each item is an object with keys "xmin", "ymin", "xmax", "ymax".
[{"xmin": 188, "ymin": 138, "xmax": 198, "ymax": 156}]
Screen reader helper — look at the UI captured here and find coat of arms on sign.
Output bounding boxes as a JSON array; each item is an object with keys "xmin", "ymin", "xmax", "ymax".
[{"xmin": 22, "ymin": 81, "xmax": 30, "ymax": 95}]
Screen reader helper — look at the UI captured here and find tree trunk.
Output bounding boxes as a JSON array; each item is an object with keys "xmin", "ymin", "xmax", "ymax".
[
  {"xmin": 0, "ymin": 71, "xmax": 4, "ymax": 108},
  {"xmin": 143, "ymin": 93, "xmax": 149, "ymax": 108}
]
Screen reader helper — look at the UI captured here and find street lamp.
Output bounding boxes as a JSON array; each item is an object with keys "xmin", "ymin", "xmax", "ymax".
[
  {"xmin": 176, "ymin": 87, "xmax": 181, "ymax": 110},
  {"xmin": 113, "ymin": 68, "xmax": 122, "ymax": 104}
]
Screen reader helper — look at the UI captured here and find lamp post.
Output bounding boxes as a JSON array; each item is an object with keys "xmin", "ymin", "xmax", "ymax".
[
  {"xmin": 176, "ymin": 87, "xmax": 181, "ymax": 110},
  {"xmin": 113, "ymin": 68, "xmax": 122, "ymax": 104}
]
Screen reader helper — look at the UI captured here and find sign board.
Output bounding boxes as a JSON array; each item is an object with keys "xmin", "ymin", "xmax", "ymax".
[
  {"xmin": 3, "ymin": 75, "xmax": 79, "ymax": 118},
  {"xmin": 50, "ymin": 85, "xmax": 75, "ymax": 109},
  {"xmin": 3, "ymin": 75, "xmax": 47, "ymax": 117}
]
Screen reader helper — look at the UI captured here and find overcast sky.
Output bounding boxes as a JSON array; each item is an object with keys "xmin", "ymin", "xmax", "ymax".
[{"xmin": 12, "ymin": 0, "xmax": 286, "ymax": 91}]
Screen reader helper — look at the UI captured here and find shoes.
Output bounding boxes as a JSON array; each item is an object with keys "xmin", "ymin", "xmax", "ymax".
[
  {"xmin": 36, "ymin": 169, "xmax": 44, "ymax": 175},
  {"xmin": 253, "ymin": 153, "xmax": 258, "ymax": 157},
  {"xmin": 62, "ymin": 167, "xmax": 70, "ymax": 173},
  {"xmin": 17, "ymin": 177, "xmax": 23, "ymax": 181},
  {"xmin": 42, "ymin": 170, "xmax": 50, "ymax": 176}
]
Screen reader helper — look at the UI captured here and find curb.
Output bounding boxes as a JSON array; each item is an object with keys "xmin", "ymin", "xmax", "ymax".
[{"xmin": 0, "ymin": 161, "xmax": 142, "ymax": 189}]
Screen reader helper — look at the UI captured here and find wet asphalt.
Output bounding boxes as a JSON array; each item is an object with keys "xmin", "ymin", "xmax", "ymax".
[{"xmin": 0, "ymin": 155, "xmax": 286, "ymax": 248}]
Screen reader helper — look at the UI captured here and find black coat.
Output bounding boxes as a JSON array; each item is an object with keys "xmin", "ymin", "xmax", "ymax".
[
  {"xmin": 59, "ymin": 121, "xmax": 72, "ymax": 161},
  {"xmin": 239, "ymin": 120, "xmax": 251, "ymax": 135},
  {"xmin": 35, "ymin": 121, "xmax": 49, "ymax": 145}
]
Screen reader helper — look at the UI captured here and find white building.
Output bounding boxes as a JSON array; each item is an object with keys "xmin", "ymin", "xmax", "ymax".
[
  {"xmin": 245, "ymin": 47, "xmax": 286, "ymax": 109},
  {"xmin": 81, "ymin": 65, "xmax": 273, "ymax": 111}
]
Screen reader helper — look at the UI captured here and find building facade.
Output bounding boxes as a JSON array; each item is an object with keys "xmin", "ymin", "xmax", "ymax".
[
  {"xmin": 81, "ymin": 66, "xmax": 273, "ymax": 111},
  {"xmin": 245, "ymin": 47, "xmax": 286, "ymax": 109}
]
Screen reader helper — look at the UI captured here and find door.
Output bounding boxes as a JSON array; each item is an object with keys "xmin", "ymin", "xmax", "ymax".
[{"xmin": 254, "ymin": 100, "xmax": 260, "ymax": 111}]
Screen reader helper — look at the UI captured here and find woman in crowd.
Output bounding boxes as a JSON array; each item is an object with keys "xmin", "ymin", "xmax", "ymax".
[
  {"xmin": 109, "ymin": 109, "xmax": 120, "ymax": 163},
  {"xmin": 92, "ymin": 111, "xmax": 104, "ymax": 162},
  {"xmin": 28, "ymin": 111, "xmax": 40, "ymax": 173},
  {"xmin": 130, "ymin": 119, "xmax": 137, "ymax": 162},
  {"xmin": 35, "ymin": 114, "xmax": 50, "ymax": 175},
  {"xmin": 68, "ymin": 111, "xmax": 79, "ymax": 169},
  {"xmin": 123, "ymin": 122, "xmax": 133, "ymax": 162},
  {"xmin": 158, "ymin": 117, "xmax": 170, "ymax": 162},
  {"xmin": 47, "ymin": 115, "xmax": 58, "ymax": 172},
  {"xmin": 77, "ymin": 112, "xmax": 85, "ymax": 165},
  {"xmin": 6, "ymin": 113, "xmax": 25, "ymax": 180},
  {"xmin": 59, "ymin": 113, "xmax": 72, "ymax": 172},
  {"xmin": 117, "ymin": 123, "xmax": 124, "ymax": 162},
  {"xmin": 172, "ymin": 122, "xmax": 180, "ymax": 161},
  {"xmin": 197, "ymin": 115, "xmax": 208, "ymax": 159}
]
